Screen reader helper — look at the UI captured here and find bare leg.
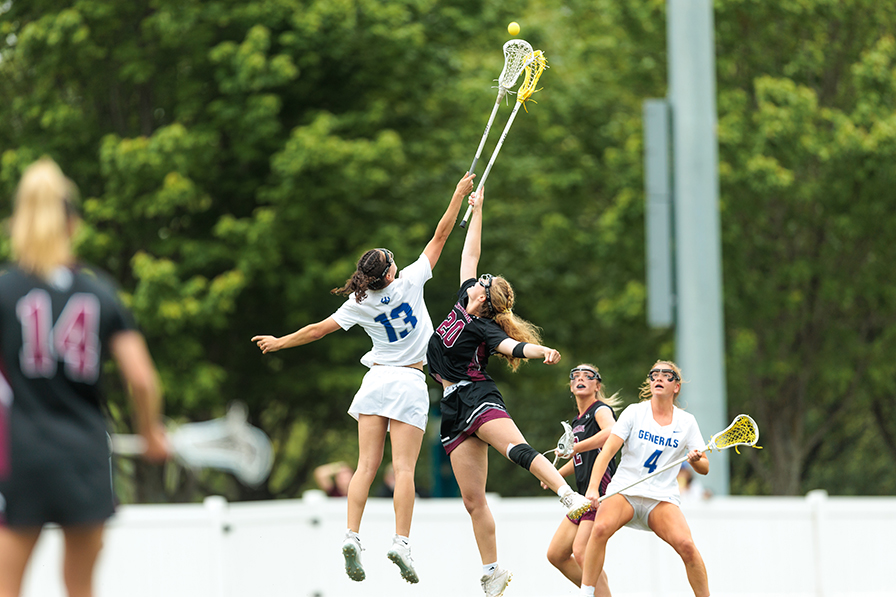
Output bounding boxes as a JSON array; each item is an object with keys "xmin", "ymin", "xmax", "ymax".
[
  {"xmin": 449, "ymin": 436, "xmax": 495, "ymax": 564},
  {"xmin": 347, "ymin": 414, "xmax": 387, "ymax": 532},
  {"xmin": 0, "ymin": 526, "xmax": 41, "ymax": 597},
  {"xmin": 388, "ymin": 420, "xmax": 425, "ymax": 537},
  {"xmin": 475, "ymin": 418, "xmax": 569, "ymax": 492},
  {"xmin": 547, "ymin": 518, "xmax": 580, "ymax": 585},
  {"xmin": 581, "ymin": 495, "xmax": 632, "ymax": 588},
  {"xmin": 62, "ymin": 524, "xmax": 105, "ymax": 597},
  {"xmin": 648, "ymin": 502, "xmax": 709, "ymax": 597}
]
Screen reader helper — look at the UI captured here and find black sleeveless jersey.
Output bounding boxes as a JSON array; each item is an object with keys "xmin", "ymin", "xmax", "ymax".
[
  {"xmin": 0, "ymin": 263, "xmax": 135, "ymax": 480},
  {"xmin": 427, "ymin": 278, "xmax": 510, "ymax": 384},
  {"xmin": 573, "ymin": 400, "xmax": 618, "ymax": 495}
]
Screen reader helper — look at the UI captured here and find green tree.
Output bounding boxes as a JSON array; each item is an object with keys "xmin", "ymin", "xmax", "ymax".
[
  {"xmin": 1, "ymin": 0, "xmax": 894, "ymax": 502},
  {"xmin": 716, "ymin": 0, "xmax": 896, "ymax": 495}
]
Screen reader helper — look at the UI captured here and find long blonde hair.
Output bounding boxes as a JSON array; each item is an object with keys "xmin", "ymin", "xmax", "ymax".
[
  {"xmin": 11, "ymin": 158, "xmax": 79, "ymax": 279},
  {"xmin": 484, "ymin": 275, "xmax": 542, "ymax": 372},
  {"xmin": 638, "ymin": 359, "xmax": 685, "ymax": 404},
  {"xmin": 571, "ymin": 363, "xmax": 623, "ymax": 409}
]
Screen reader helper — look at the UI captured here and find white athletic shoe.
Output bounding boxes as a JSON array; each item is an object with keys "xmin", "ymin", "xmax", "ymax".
[
  {"xmin": 386, "ymin": 536, "xmax": 419, "ymax": 584},
  {"xmin": 480, "ymin": 565, "xmax": 512, "ymax": 597},
  {"xmin": 342, "ymin": 533, "xmax": 365, "ymax": 582},
  {"xmin": 560, "ymin": 490, "xmax": 593, "ymax": 522}
]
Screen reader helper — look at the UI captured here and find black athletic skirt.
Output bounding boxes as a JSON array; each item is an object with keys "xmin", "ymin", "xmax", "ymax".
[{"xmin": 440, "ymin": 380, "xmax": 512, "ymax": 454}]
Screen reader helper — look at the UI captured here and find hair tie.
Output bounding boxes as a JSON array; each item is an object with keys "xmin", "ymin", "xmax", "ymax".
[{"xmin": 503, "ymin": 308, "xmax": 511, "ymax": 314}]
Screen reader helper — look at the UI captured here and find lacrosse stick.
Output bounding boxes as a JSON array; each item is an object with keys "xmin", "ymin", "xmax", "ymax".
[
  {"xmin": 599, "ymin": 414, "xmax": 761, "ymax": 503},
  {"xmin": 460, "ymin": 50, "xmax": 548, "ymax": 228},
  {"xmin": 111, "ymin": 402, "xmax": 274, "ymax": 487},
  {"xmin": 467, "ymin": 39, "xmax": 534, "ymax": 176},
  {"xmin": 543, "ymin": 420, "xmax": 575, "ymax": 466}
]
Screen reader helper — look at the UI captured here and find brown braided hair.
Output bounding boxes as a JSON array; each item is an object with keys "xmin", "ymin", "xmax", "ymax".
[{"xmin": 331, "ymin": 249, "xmax": 392, "ymax": 303}]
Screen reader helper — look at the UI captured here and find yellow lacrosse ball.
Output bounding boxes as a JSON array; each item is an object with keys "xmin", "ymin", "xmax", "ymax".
[{"xmin": 508, "ymin": 22, "xmax": 520, "ymax": 36}]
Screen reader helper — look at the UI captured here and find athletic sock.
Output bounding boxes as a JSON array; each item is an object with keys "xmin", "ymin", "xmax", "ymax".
[
  {"xmin": 394, "ymin": 534, "xmax": 409, "ymax": 546},
  {"xmin": 483, "ymin": 562, "xmax": 498, "ymax": 576},
  {"xmin": 579, "ymin": 585, "xmax": 596, "ymax": 596}
]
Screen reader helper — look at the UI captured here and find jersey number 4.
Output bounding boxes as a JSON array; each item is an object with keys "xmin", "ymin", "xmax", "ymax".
[
  {"xmin": 643, "ymin": 449, "xmax": 662, "ymax": 474},
  {"xmin": 374, "ymin": 302, "xmax": 418, "ymax": 343},
  {"xmin": 16, "ymin": 289, "xmax": 101, "ymax": 383}
]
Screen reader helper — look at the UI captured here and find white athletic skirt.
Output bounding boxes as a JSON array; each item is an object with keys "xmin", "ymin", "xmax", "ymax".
[{"xmin": 347, "ymin": 365, "xmax": 429, "ymax": 431}]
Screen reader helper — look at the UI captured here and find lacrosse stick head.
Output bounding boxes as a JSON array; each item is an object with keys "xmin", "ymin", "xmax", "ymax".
[
  {"xmin": 516, "ymin": 50, "xmax": 548, "ymax": 104},
  {"xmin": 225, "ymin": 403, "xmax": 274, "ymax": 487},
  {"xmin": 706, "ymin": 414, "xmax": 760, "ymax": 454},
  {"xmin": 554, "ymin": 420, "xmax": 575, "ymax": 461},
  {"xmin": 169, "ymin": 402, "xmax": 274, "ymax": 487},
  {"xmin": 498, "ymin": 39, "xmax": 534, "ymax": 93}
]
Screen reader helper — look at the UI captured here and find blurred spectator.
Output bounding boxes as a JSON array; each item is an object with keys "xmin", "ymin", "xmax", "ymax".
[
  {"xmin": 314, "ymin": 461, "xmax": 354, "ymax": 498},
  {"xmin": 677, "ymin": 463, "xmax": 711, "ymax": 502},
  {"xmin": 376, "ymin": 464, "xmax": 397, "ymax": 498}
]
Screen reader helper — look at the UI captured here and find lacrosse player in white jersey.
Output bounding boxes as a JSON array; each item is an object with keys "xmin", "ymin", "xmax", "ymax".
[
  {"xmin": 578, "ymin": 360, "xmax": 711, "ymax": 597},
  {"xmin": 252, "ymin": 172, "xmax": 475, "ymax": 585}
]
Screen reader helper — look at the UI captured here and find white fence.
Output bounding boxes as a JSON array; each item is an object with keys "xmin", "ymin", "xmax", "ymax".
[{"xmin": 23, "ymin": 490, "xmax": 894, "ymax": 597}]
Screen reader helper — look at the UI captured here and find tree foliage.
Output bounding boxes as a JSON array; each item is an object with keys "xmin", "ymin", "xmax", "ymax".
[{"xmin": 0, "ymin": 0, "xmax": 893, "ymax": 501}]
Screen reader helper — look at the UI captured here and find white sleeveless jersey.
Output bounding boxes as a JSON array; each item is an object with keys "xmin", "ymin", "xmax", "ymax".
[
  {"xmin": 604, "ymin": 401, "xmax": 705, "ymax": 503},
  {"xmin": 331, "ymin": 254, "xmax": 434, "ymax": 368}
]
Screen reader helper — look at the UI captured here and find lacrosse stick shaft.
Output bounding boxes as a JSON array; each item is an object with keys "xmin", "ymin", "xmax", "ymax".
[
  {"xmin": 598, "ymin": 451, "xmax": 698, "ymax": 503},
  {"xmin": 468, "ymin": 97, "xmax": 503, "ymax": 176},
  {"xmin": 460, "ymin": 101, "xmax": 524, "ymax": 228},
  {"xmin": 110, "ymin": 433, "xmax": 148, "ymax": 455}
]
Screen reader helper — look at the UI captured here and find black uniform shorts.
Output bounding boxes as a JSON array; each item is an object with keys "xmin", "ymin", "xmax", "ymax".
[{"xmin": 0, "ymin": 444, "xmax": 114, "ymax": 528}]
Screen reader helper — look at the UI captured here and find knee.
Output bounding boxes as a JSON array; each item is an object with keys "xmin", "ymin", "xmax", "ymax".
[
  {"xmin": 546, "ymin": 545, "xmax": 569, "ymax": 568},
  {"xmin": 572, "ymin": 544, "xmax": 586, "ymax": 568},
  {"xmin": 355, "ymin": 456, "xmax": 383, "ymax": 478},
  {"xmin": 675, "ymin": 538, "xmax": 701, "ymax": 562},
  {"xmin": 461, "ymin": 493, "xmax": 488, "ymax": 516},
  {"xmin": 590, "ymin": 521, "xmax": 613, "ymax": 542},
  {"xmin": 507, "ymin": 443, "xmax": 539, "ymax": 471}
]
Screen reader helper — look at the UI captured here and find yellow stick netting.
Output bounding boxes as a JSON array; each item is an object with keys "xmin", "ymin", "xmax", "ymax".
[
  {"xmin": 516, "ymin": 50, "xmax": 548, "ymax": 111},
  {"xmin": 708, "ymin": 414, "xmax": 762, "ymax": 454}
]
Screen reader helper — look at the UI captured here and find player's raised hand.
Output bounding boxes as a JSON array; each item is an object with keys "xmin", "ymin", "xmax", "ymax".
[
  {"xmin": 542, "ymin": 347, "xmax": 561, "ymax": 365},
  {"xmin": 252, "ymin": 335, "xmax": 282, "ymax": 354},
  {"xmin": 456, "ymin": 171, "xmax": 475, "ymax": 198}
]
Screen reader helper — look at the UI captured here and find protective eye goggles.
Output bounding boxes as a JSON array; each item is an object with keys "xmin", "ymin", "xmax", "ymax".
[
  {"xmin": 478, "ymin": 273, "xmax": 494, "ymax": 306},
  {"xmin": 570, "ymin": 367, "xmax": 600, "ymax": 382},
  {"xmin": 375, "ymin": 248, "xmax": 393, "ymax": 279},
  {"xmin": 647, "ymin": 368, "xmax": 680, "ymax": 383}
]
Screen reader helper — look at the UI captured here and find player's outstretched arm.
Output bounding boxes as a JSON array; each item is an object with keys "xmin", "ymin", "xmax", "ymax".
[
  {"xmin": 252, "ymin": 317, "xmax": 341, "ymax": 354},
  {"xmin": 459, "ymin": 187, "xmax": 485, "ymax": 283},
  {"xmin": 585, "ymin": 434, "xmax": 623, "ymax": 505},
  {"xmin": 423, "ymin": 171, "xmax": 475, "ymax": 270},
  {"xmin": 495, "ymin": 339, "xmax": 561, "ymax": 365}
]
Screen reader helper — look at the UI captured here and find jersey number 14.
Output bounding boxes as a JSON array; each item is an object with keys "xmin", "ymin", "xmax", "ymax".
[{"xmin": 17, "ymin": 289, "xmax": 101, "ymax": 383}]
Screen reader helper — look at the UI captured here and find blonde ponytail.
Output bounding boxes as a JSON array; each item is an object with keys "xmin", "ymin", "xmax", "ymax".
[{"xmin": 11, "ymin": 158, "xmax": 78, "ymax": 279}]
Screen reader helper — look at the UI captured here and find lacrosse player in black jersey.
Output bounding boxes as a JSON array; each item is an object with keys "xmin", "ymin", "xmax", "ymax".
[
  {"xmin": 426, "ymin": 187, "xmax": 592, "ymax": 597},
  {"xmin": 0, "ymin": 158, "xmax": 168, "ymax": 597},
  {"xmin": 543, "ymin": 364, "xmax": 622, "ymax": 596}
]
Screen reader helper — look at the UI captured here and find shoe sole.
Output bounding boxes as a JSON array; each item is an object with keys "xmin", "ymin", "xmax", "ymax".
[
  {"xmin": 387, "ymin": 550, "xmax": 419, "ymax": 583},
  {"xmin": 342, "ymin": 544, "xmax": 365, "ymax": 582},
  {"xmin": 491, "ymin": 573, "xmax": 512, "ymax": 597}
]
